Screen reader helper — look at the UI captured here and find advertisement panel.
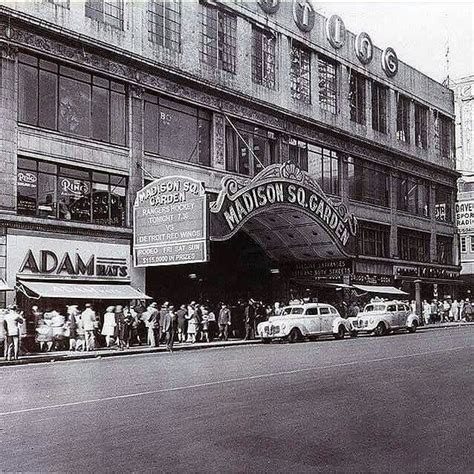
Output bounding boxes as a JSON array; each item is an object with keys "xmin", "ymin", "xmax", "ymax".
[
  {"xmin": 133, "ymin": 176, "xmax": 208, "ymax": 267},
  {"xmin": 456, "ymin": 200, "xmax": 474, "ymax": 233}
]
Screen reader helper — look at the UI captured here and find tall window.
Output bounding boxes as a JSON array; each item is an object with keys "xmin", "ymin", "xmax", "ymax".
[
  {"xmin": 439, "ymin": 114, "xmax": 455, "ymax": 159},
  {"xmin": 436, "ymin": 236, "xmax": 453, "ymax": 265},
  {"xmin": 358, "ymin": 221, "xmax": 390, "ymax": 257},
  {"xmin": 17, "ymin": 157, "xmax": 127, "ymax": 226},
  {"xmin": 289, "ymin": 139, "xmax": 308, "ymax": 171},
  {"xmin": 148, "ymin": 0, "xmax": 181, "ymax": 51},
  {"xmin": 396, "ymin": 94, "xmax": 411, "ymax": 143},
  {"xmin": 225, "ymin": 121, "xmax": 277, "ymax": 176},
  {"xmin": 318, "ymin": 56, "xmax": 337, "ymax": 114},
  {"xmin": 85, "ymin": 0, "xmax": 124, "ymax": 30},
  {"xmin": 414, "ymin": 103, "xmax": 428, "ymax": 149},
  {"xmin": 460, "ymin": 236, "xmax": 467, "ymax": 253},
  {"xmin": 435, "ymin": 185, "xmax": 454, "ymax": 223},
  {"xmin": 398, "ymin": 228, "xmax": 430, "ymax": 263},
  {"xmin": 201, "ymin": 6, "xmax": 237, "ymax": 73},
  {"xmin": 18, "ymin": 53, "xmax": 127, "ymax": 146},
  {"xmin": 144, "ymin": 93, "xmax": 211, "ymax": 167},
  {"xmin": 307, "ymin": 144, "xmax": 340, "ymax": 195},
  {"xmin": 252, "ymin": 27, "xmax": 276, "ymax": 89},
  {"xmin": 371, "ymin": 81, "xmax": 387, "ymax": 133},
  {"xmin": 348, "ymin": 157, "xmax": 390, "ymax": 207},
  {"xmin": 396, "ymin": 173, "xmax": 430, "ymax": 217},
  {"xmin": 349, "ymin": 70, "xmax": 366, "ymax": 124},
  {"xmin": 290, "ymin": 42, "xmax": 311, "ymax": 104}
]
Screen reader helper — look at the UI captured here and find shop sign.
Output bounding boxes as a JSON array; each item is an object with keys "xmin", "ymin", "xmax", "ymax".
[
  {"xmin": 456, "ymin": 200, "xmax": 474, "ymax": 232},
  {"xmin": 210, "ymin": 162, "xmax": 358, "ymax": 252},
  {"xmin": 355, "ymin": 32, "xmax": 373, "ymax": 65},
  {"xmin": 352, "ymin": 273, "xmax": 393, "ymax": 285},
  {"xmin": 7, "ymin": 235, "xmax": 130, "ymax": 281},
  {"xmin": 59, "ymin": 178, "xmax": 90, "ymax": 197},
  {"xmin": 382, "ymin": 47, "xmax": 398, "ymax": 77},
  {"xmin": 293, "ymin": 0, "xmax": 315, "ymax": 32},
  {"xmin": 133, "ymin": 176, "xmax": 208, "ymax": 267},
  {"xmin": 435, "ymin": 203, "xmax": 446, "ymax": 221},
  {"xmin": 394, "ymin": 265, "xmax": 419, "ymax": 278},
  {"xmin": 326, "ymin": 14, "xmax": 346, "ymax": 49},
  {"xmin": 394, "ymin": 264, "xmax": 459, "ymax": 280},
  {"xmin": 291, "ymin": 260, "xmax": 351, "ymax": 280},
  {"xmin": 17, "ymin": 171, "xmax": 37, "ymax": 188},
  {"xmin": 258, "ymin": 0, "xmax": 280, "ymax": 14}
]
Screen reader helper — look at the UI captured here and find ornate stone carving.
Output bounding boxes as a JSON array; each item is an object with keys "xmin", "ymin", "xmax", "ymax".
[
  {"xmin": 212, "ymin": 114, "xmax": 225, "ymax": 169},
  {"xmin": 0, "ymin": 43, "xmax": 18, "ymax": 61}
]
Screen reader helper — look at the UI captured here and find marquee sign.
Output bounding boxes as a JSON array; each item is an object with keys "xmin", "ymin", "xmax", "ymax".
[
  {"xmin": 133, "ymin": 176, "xmax": 208, "ymax": 267},
  {"xmin": 210, "ymin": 162, "xmax": 357, "ymax": 252}
]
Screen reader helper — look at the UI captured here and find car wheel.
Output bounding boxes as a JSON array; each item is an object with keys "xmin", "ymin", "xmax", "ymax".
[
  {"xmin": 287, "ymin": 328, "xmax": 302, "ymax": 343},
  {"xmin": 373, "ymin": 322, "xmax": 387, "ymax": 336},
  {"xmin": 350, "ymin": 331, "xmax": 358, "ymax": 338},
  {"xmin": 334, "ymin": 325, "xmax": 345, "ymax": 340},
  {"xmin": 407, "ymin": 321, "xmax": 418, "ymax": 333}
]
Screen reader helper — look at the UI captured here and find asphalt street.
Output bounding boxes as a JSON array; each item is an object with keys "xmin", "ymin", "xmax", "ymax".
[{"xmin": 1, "ymin": 327, "xmax": 473, "ymax": 473}]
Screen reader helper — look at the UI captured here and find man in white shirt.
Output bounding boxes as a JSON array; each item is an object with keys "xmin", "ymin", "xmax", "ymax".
[
  {"xmin": 4, "ymin": 305, "xmax": 24, "ymax": 361},
  {"xmin": 81, "ymin": 303, "xmax": 97, "ymax": 351}
]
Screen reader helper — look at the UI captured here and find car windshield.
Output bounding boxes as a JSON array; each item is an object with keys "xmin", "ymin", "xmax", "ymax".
[{"xmin": 364, "ymin": 304, "xmax": 386, "ymax": 312}]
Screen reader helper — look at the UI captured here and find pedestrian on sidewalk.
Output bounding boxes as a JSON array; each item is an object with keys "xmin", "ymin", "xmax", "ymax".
[
  {"xmin": 115, "ymin": 305, "xmax": 126, "ymax": 350},
  {"xmin": 163, "ymin": 305, "xmax": 177, "ymax": 352},
  {"xmin": 201, "ymin": 306, "xmax": 210, "ymax": 343},
  {"xmin": 101, "ymin": 306, "xmax": 116, "ymax": 348},
  {"xmin": 430, "ymin": 299, "xmax": 438, "ymax": 324},
  {"xmin": 462, "ymin": 299, "xmax": 472, "ymax": 322},
  {"xmin": 4, "ymin": 305, "xmax": 24, "ymax": 361},
  {"xmin": 51, "ymin": 310, "xmax": 66, "ymax": 351},
  {"xmin": 159, "ymin": 303, "xmax": 169, "ymax": 345},
  {"xmin": 244, "ymin": 299, "xmax": 256, "ymax": 340},
  {"xmin": 218, "ymin": 303, "xmax": 232, "ymax": 341},
  {"xmin": 65, "ymin": 305, "xmax": 79, "ymax": 351},
  {"xmin": 451, "ymin": 299, "xmax": 460, "ymax": 321},
  {"xmin": 146, "ymin": 302, "xmax": 160, "ymax": 347},
  {"xmin": 422, "ymin": 300, "xmax": 431, "ymax": 326},
  {"xmin": 82, "ymin": 304, "xmax": 97, "ymax": 351},
  {"xmin": 0, "ymin": 308, "xmax": 6, "ymax": 359},
  {"xmin": 123, "ymin": 306, "xmax": 134, "ymax": 349},
  {"xmin": 176, "ymin": 304, "xmax": 187, "ymax": 343}
]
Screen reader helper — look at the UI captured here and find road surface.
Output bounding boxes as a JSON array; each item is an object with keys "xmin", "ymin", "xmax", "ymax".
[{"xmin": 1, "ymin": 327, "xmax": 473, "ymax": 472}]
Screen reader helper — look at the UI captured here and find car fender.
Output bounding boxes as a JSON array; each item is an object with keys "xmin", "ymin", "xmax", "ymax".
[
  {"xmin": 407, "ymin": 313, "xmax": 419, "ymax": 327},
  {"xmin": 331, "ymin": 317, "xmax": 351, "ymax": 334},
  {"xmin": 292, "ymin": 322, "xmax": 310, "ymax": 336}
]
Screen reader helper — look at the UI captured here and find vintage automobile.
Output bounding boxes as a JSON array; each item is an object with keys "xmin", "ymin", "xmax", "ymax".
[
  {"xmin": 257, "ymin": 303, "xmax": 354, "ymax": 343},
  {"xmin": 353, "ymin": 301, "xmax": 419, "ymax": 336}
]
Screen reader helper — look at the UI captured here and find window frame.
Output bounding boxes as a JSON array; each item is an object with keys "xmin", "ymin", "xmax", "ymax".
[
  {"xmin": 349, "ymin": 69, "xmax": 366, "ymax": 125},
  {"xmin": 414, "ymin": 102, "xmax": 428, "ymax": 149},
  {"xmin": 398, "ymin": 228, "xmax": 431, "ymax": 263},
  {"xmin": 396, "ymin": 94, "xmax": 411, "ymax": 143},
  {"xmin": 357, "ymin": 221, "xmax": 390, "ymax": 258},
  {"xmin": 85, "ymin": 0, "xmax": 124, "ymax": 30},
  {"xmin": 371, "ymin": 81, "xmax": 387, "ymax": 134},
  {"xmin": 289, "ymin": 41, "xmax": 311, "ymax": 104},
  {"xmin": 318, "ymin": 55, "xmax": 337, "ymax": 114},
  {"xmin": 148, "ymin": 0, "xmax": 181, "ymax": 52},
  {"xmin": 251, "ymin": 26, "xmax": 277, "ymax": 89}
]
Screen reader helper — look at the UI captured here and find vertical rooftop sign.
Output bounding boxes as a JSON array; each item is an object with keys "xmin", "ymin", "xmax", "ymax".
[{"xmin": 133, "ymin": 176, "xmax": 208, "ymax": 267}]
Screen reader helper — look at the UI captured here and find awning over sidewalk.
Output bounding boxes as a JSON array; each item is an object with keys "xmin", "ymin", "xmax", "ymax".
[
  {"xmin": 18, "ymin": 281, "xmax": 151, "ymax": 300},
  {"xmin": 0, "ymin": 279, "xmax": 14, "ymax": 291},
  {"xmin": 352, "ymin": 285, "xmax": 408, "ymax": 296}
]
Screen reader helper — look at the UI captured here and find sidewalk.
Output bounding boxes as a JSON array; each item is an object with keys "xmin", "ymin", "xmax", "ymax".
[{"xmin": 1, "ymin": 321, "xmax": 472, "ymax": 367}]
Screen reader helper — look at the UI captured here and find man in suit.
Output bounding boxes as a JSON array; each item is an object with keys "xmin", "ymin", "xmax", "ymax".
[
  {"xmin": 162, "ymin": 306, "xmax": 177, "ymax": 352},
  {"xmin": 146, "ymin": 302, "xmax": 160, "ymax": 347},
  {"xmin": 244, "ymin": 299, "xmax": 256, "ymax": 340},
  {"xmin": 218, "ymin": 303, "xmax": 232, "ymax": 341}
]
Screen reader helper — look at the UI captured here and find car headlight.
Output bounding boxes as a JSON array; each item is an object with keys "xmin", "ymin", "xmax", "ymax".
[{"xmin": 369, "ymin": 318, "xmax": 374, "ymax": 324}]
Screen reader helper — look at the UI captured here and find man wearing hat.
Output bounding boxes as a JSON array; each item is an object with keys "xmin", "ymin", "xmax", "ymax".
[
  {"xmin": 244, "ymin": 299, "xmax": 256, "ymax": 340},
  {"xmin": 4, "ymin": 304, "xmax": 24, "ymax": 361},
  {"xmin": 146, "ymin": 302, "xmax": 160, "ymax": 347}
]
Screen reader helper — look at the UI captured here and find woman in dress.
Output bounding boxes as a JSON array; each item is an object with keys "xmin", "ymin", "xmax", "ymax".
[
  {"xmin": 50, "ymin": 310, "xmax": 66, "ymax": 351},
  {"xmin": 201, "ymin": 306, "xmax": 210, "ymax": 343},
  {"xmin": 101, "ymin": 306, "xmax": 116, "ymax": 348},
  {"xmin": 187, "ymin": 310, "xmax": 197, "ymax": 343}
]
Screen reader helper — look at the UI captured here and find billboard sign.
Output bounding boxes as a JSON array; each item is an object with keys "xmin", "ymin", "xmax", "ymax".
[
  {"xmin": 456, "ymin": 200, "xmax": 474, "ymax": 233},
  {"xmin": 133, "ymin": 176, "xmax": 208, "ymax": 267}
]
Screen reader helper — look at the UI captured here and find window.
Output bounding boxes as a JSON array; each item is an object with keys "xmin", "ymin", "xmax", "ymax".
[
  {"xmin": 319, "ymin": 307, "xmax": 330, "ymax": 315},
  {"xmin": 436, "ymin": 236, "xmax": 453, "ymax": 265},
  {"xmin": 201, "ymin": 5, "xmax": 236, "ymax": 73},
  {"xmin": 460, "ymin": 236, "xmax": 466, "ymax": 253},
  {"xmin": 252, "ymin": 27, "xmax": 276, "ymax": 89},
  {"xmin": 18, "ymin": 53, "xmax": 127, "ymax": 146},
  {"xmin": 46, "ymin": 0, "xmax": 70, "ymax": 7},
  {"xmin": 225, "ymin": 121, "xmax": 277, "ymax": 176},
  {"xmin": 148, "ymin": 0, "xmax": 181, "ymax": 51},
  {"xmin": 85, "ymin": 0, "xmax": 124, "ymax": 30},
  {"xmin": 318, "ymin": 55, "xmax": 337, "ymax": 114},
  {"xmin": 349, "ymin": 70, "xmax": 366, "ymax": 124},
  {"xmin": 439, "ymin": 114, "xmax": 455, "ymax": 159},
  {"xmin": 17, "ymin": 157, "xmax": 127, "ymax": 226},
  {"xmin": 396, "ymin": 173, "xmax": 430, "ymax": 217},
  {"xmin": 358, "ymin": 221, "xmax": 390, "ymax": 257},
  {"xmin": 307, "ymin": 144, "xmax": 340, "ymax": 195},
  {"xmin": 371, "ymin": 81, "xmax": 387, "ymax": 133},
  {"xmin": 414, "ymin": 103, "xmax": 427, "ymax": 149},
  {"xmin": 288, "ymin": 139, "xmax": 308, "ymax": 171},
  {"xmin": 144, "ymin": 93, "xmax": 211, "ymax": 167},
  {"xmin": 348, "ymin": 157, "xmax": 390, "ymax": 207},
  {"xmin": 396, "ymin": 94, "xmax": 411, "ymax": 143},
  {"xmin": 290, "ymin": 42, "xmax": 311, "ymax": 104},
  {"xmin": 435, "ymin": 185, "xmax": 454, "ymax": 222},
  {"xmin": 398, "ymin": 228, "xmax": 430, "ymax": 263}
]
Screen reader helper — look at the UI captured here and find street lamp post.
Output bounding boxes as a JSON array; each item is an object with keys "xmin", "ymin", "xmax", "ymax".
[{"xmin": 415, "ymin": 279, "xmax": 423, "ymax": 325}]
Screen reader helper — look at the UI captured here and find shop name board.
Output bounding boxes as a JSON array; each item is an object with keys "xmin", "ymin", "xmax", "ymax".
[
  {"xmin": 210, "ymin": 162, "xmax": 358, "ymax": 251},
  {"xmin": 394, "ymin": 265, "xmax": 459, "ymax": 280},
  {"xmin": 59, "ymin": 178, "xmax": 90, "ymax": 197},
  {"xmin": 19, "ymin": 250, "xmax": 128, "ymax": 278},
  {"xmin": 133, "ymin": 176, "xmax": 208, "ymax": 267},
  {"xmin": 291, "ymin": 260, "xmax": 351, "ymax": 280},
  {"xmin": 456, "ymin": 200, "xmax": 474, "ymax": 232},
  {"xmin": 352, "ymin": 273, "xmax": 393, "ymax": 285}
]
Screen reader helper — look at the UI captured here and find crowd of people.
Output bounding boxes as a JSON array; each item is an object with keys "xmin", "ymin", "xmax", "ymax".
[{"xmin": 1, "ymin": 296, "xmax": 472, "ymax": 361}]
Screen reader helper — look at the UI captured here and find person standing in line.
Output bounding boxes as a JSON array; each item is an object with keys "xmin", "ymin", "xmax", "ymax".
[
  {"xmin": 101, "ymin": 306, "xmax": 116, "ymax": 348},
  {"xmin": 462, "ymin": 298, "xmax": 472, "ymax": 322},
  {"xmin": 146, "ymin": 302, "xmax": 160, "ymax": 347},
  {"xmin": 194, "ymin": 304, "xmax": 203, "ymax": 342},
  {"xmin": 451, "ymin": 299, "xmax": 460, "ymax": 322},
  {"xmin": 201, "ymin": 306, "xmax": 210, "ymax": 343},
  {"xmin": 123, "ymin": 306, "xmax": 134, "ymax": 349},
  {"xmin": 82, "ymin": 303, "xmax": 97, "ymax": 351},
  {"xmin": 218, "ymin": 303, "xmax": 232, "ymax": 341},
  {"xmin": 430, "ymin": 299, "xmax": 438, "ymax": 325},
  {"xmin": 163, "ymin": 305, "xmax": 177, "ymax": 352},
  {"xmin": 207, "ymin": 307, "xmax": 216, "ymax": 341},
  {"xmin": 115, "ymin": 305, "xmax": 126, "ymax": 350},
  {"xmin": 244, "ymin": 299, "xmax": 256, "ymax": 340},
  {"xmin": 186, "ymin": 301, "xmax": 196, "ymax": 342},
  {"xmin": 4, "ymin": 305, "xmax": 24, "ymax": 361},
  {"xmin": 158, "ymin": 303, "xmax": 169, "ymax": 346},
  {"xmin": 66, "ymin": 305, "xmax": 79, "ymax": 351},
  {"xmin": 422, "ymin": 300, "xmax": 431, "ymax": 326},
  {"xmin": 176, "ymin": 304, "xmax": 187, "ymax": 343}
]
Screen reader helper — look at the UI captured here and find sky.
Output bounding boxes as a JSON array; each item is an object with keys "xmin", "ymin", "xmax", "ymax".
[{"xmin": 316, "ymin": 1, "xmax": 473, "ymax": 83}]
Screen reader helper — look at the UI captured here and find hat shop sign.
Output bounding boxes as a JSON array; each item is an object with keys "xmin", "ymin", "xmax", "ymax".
[{"xmin": 133, "ymin": 176, "xmax": 209, "ymax": 267}]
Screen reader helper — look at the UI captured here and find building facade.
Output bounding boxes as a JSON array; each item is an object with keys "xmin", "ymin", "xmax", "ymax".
[{"xmin": 0, "ymin": 0, "xmax": 460, "ymax": 315}]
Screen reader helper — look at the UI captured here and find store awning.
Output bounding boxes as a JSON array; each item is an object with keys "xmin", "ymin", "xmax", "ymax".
[
  {"xmin": 0, "ymin": 279, "xmax": 14, "ymax": 291},
  {"xmin": 352, "ymin": 285, "xmax": 408, "ymax": 296},
  {"xmin": 18, "ymin": 281, "xmax": 151, "ymax": 300}
]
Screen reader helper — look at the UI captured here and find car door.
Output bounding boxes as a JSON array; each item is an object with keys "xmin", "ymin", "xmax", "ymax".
[
  {"xmin": 303, "ymin": 307, "xmax": 320, "ymax": 334},
  {"xmin": 319, "ymin": 306, "xmax": 334, "ymax": 333},
  {"xmin": 386, "ymin": 303, "xmax": 398, "ymax": 327},
  {"xmin": 397, "ymin": 304, "xmax": 409, "ymax": 327}
]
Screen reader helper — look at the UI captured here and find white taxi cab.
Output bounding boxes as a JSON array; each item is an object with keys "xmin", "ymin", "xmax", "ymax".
[
  {"xmin": 257, "ymin": 303, "xmax": 353, "ymax": 343},
  {"xmin": 353, "ymin": 301, "xmax": 419, "ymax": 336}
]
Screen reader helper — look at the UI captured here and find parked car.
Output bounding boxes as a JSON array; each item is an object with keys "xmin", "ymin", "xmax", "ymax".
[
  {"xmin": 353, "ymin": 301, "xmax": 419, "ymax": 336},
  {"xmin": 257, "ymin": 303, "xmax": 354, "ymax": 343}
]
